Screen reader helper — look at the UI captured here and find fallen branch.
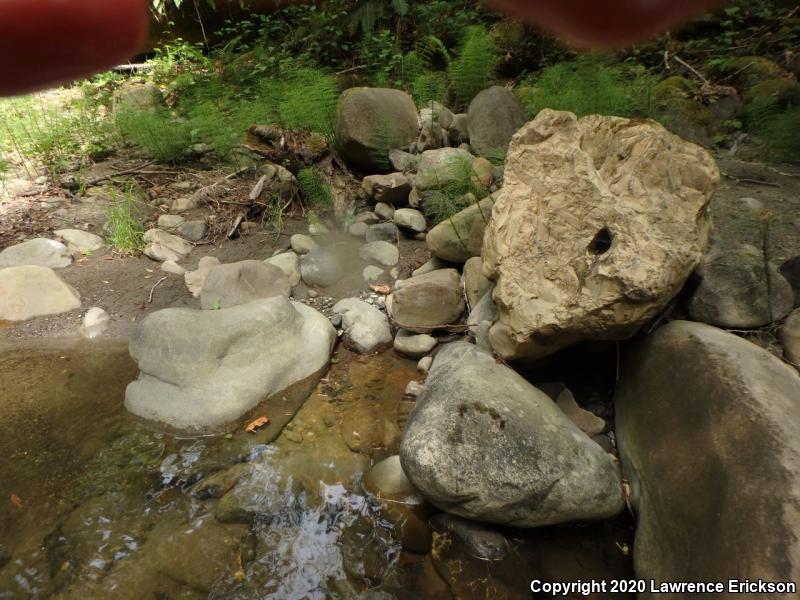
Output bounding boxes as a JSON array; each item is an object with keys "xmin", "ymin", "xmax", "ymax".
[
  {"xmin": 148, "ymin": 276, "xmax": 168, "ymax": 304},
  {"xmin": 186, "ymin": 166, "xmax": 252, "ymax": 206},
  {"xmin": 82, "ymin": 161, "xmax": 155, "ymax": 187},
  {"xmin": 722, "ymin": 172, "xmax": 781, "ymax": 188}
]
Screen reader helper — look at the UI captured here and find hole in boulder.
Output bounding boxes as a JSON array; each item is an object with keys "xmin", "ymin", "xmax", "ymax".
[{"xmin": 588, "ymin": 228, "xmax": 613, "ymax": 255}]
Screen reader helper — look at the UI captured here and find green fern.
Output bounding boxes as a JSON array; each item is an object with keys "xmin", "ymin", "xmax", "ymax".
[
  {"xmin": 115, "ymin": 106, "xmax": 192, "ymax": 162},
  {"xmin": 276, "ymin": 68, "xmax": 339, "ymax": 140},
  {"xmin": 298, "ymin": 167, "xmax": 334, "ymax": 207},
  {"xmin": 449, "ymin": 26, "xmax": 499, "ymax": 105},
  {"xmin": 421, "ymin": 155, "xmax": 490, "ymax": 225},
  {"xmin": 518, "ymin": 56, "xmax": 656, "ymax": 118}
]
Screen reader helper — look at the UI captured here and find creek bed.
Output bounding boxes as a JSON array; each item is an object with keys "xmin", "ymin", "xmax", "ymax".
[{"xmin": 0, "ymin": 339, "xmax": 633, "ymax": 599}]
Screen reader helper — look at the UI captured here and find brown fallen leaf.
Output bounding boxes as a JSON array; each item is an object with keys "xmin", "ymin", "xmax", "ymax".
[
  {"xmin": 245, "ymin": 415, "xmax": 269, "ymax": 433},
  {"xmin": 369, "ymin": 284, "xmax": 391, "ymax": 295},
  {"xmin": 10, "ymin": 494, "xmax": 22, "ymax": 508}
]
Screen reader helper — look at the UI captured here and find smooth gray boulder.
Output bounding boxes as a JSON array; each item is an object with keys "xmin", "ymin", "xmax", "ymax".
[
  {"xmin": 264, "ymin": 252, "xmax": 301, "ymax": 287},
  {"xmin": 185, "ymin": 256, "xmax": 220, "ymax": 298},
  {"xmin": 125, "ymin": 298, "xmax": 336, "ymax": 432},
  {"xmin": 462, "ymin": 256, "xmax": 492, "ymax": 308},
  {"xmin": 615, "ymin": 320, "xmax": 800, "ymax": 592},
  {"xmin": 388, "ymin": 149, "xmax": 419, "ymax": 172},
  {"xmin": 332, "ymin": 298, "xmax": 393, "ymax": 354},
  {"xmin": 362, "ymin": 173, "xmax": 412, "ymax": 205},
  {"xmin": 386, "ymin": 269, "xmax": 465, "ymax": 331},
  {"xmin": 290, "ymin": 234, "xmax": 316, "ymax": 255},
  {"xmin": 782, "ymin": 309, "xmax": 800, "ymax": 371},
  {"xmin": 394, "ymin": 208, "xmax": 427, "ymax": 233},
  {"xmin": 374, "ymin": 202, "xmax": 395, "ymax": 221},
  {"xmin": 466, "ymin": 86, "xmax": 525, "ymax": 159},
  {"xmin": 359, "ymin": 241, "xmax": 399, "ymax": 267},
  {"xmin": 415, "ymin": 148, "xmax": 475, "ymax": 192},
  {"xmin": 689, "ymin": 246, "xmax": 793, "ymax": 327},
  {"xmin": 200, "ymin": 260, "xmax": 290, "ymax": 310},
  {"xmin": 54, "ymin": 229, "xmax": 104, "ymax": 254},
  {"xmin": 157, "ymin": 214, "xmax": 185, "ymax": 230},
  {"xmin": 365, "ymin": 223, "xmax": 399, "ymax": 243},
  {"xmin": 687, "ymin": 195, "xmax": 796, "ymax": 328},
  {"xmin": 335, "ymin": 87, "xmax": 419, "ymax": 172},
  {"xmin": 177, "ymin": 220, "xmax": 206, "ymax": 242},
  {"xmin": 426, "ymin": 194, "xmax": 496, "ymax": 263},
  {"xmin": 400, "ymin": 342, "xmax": 624, "ymax": 527},
  {"xmin": 412, "ymin": 257, "xmax": 448, "ymax": 277},
  {"xmin": 0, "ymin": 265, "xmax": 81, "ymax": 321},
  {"xmin": 393, "ymin": 329, "xmax": 437, "ymax": 358},
  {"xmin": 0, "ymin": 238, "xmax": 72, "ymax": 269},
  {"xmin": 143, "ymin": 228, "xmax": 192, "ymax": 263}
]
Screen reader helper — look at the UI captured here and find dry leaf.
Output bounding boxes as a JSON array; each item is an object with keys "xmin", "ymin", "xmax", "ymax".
[
  {"xmin": 245, "ymin": 415, "xmax": 269, "ymax": 433},
  {"xmin": 369, "ymin": 284, "xmax": 391, "ymax": 295},
  {"xmin": 10, "ymin": 494, "xmax": 22, "ymax": 508}
]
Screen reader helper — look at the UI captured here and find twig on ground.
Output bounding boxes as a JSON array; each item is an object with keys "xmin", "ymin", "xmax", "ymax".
[
  {"xmin": 722, "ymin": 172, "xmax": 781, "ymax": 187},
  {"xmin": 148, "ymin": 276, "xmax": 168, "ymax": 304},
  {"xmin": 83, "ymin": 161, "xmax": 155, "ymax": 186}
]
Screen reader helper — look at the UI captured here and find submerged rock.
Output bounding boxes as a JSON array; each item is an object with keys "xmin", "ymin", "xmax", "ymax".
[
  {"xmin": 401, "ymin": 342, "xmax": 623, "ymax": 526},
  {"xmin": 79, "ymin": 307, "xmax": 110, "ymax": 339},
  {"xmin": 300, "ymin": 244, "xmax": 356, "ymax": 287},
  {"xmin": 483, "ymin": 109, "xmax": 719, "ymax": 360},
  {"xmin": 332, "ymin": 298, "xmax": 393, "ymax": 354},
  {"xmin": 615, "ymin": 320, "xmax": 800, "ymax": 591},
  {"xmin": 0, "ymin": 265, "xmax": 81, "ymax": 321},
  {"xmin": 125, "ymin": 297, "xmax": 336, "ymax": 432},
  {"xmin": 0, "ymin": 238, "xmax": 72, "ymax": 269}
]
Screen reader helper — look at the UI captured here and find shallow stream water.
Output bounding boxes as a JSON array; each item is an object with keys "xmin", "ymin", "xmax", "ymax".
[{"xmin": 0, "ymin": 339, "xmax": 634, "ymax": 599}]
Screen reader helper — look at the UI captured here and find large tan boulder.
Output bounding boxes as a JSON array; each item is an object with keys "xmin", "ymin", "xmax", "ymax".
[
  {"xmin": 483, "ymin": 110, "xmax": 719, "ymax": 360},
  {"xmin": 335, "ymin": 88, "xmax": 419, "ymax": 172}
]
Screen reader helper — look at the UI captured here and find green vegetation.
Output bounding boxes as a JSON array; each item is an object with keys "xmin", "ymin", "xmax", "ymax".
[
  {"xmin": 105, "ymin": 187, "xmax": 146, "ymax": 254},
  {"xmin": 422, "ymin": 155, "xmax": 490, "ymax": 225},
  {"xmin": 449, "ymin": 26, "xmax": 499, "ymax": 105},
  {"xmin": 518, "ymin": 56, "xmax": 656, "ymax": 119},
  {"xmin": 298, "ymin": 167, "xmax": 335, "ymax": 208},
  {"xmin": 115, "ymin": 107, "xmax": 192, "ymax": 163},
  {"xmin": 2, "ymin": 0, "xmax": 799, "ymax": 178},
  {"xmin": 0, "ymin": 93, "xmax": 115, "ymax": 178}
]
